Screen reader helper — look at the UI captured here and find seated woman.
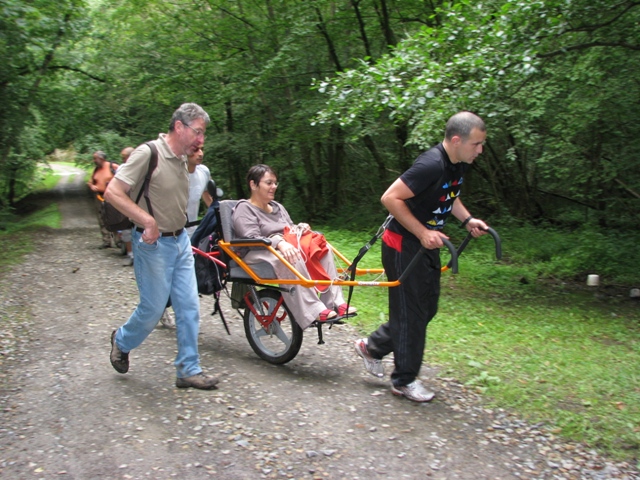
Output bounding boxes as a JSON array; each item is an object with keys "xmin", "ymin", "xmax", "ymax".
[{"xmin": 232, "ymin": 164, "xmax": 356, "ymax": 330}]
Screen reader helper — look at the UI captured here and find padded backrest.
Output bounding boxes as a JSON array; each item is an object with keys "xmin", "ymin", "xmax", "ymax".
[
  {"xmin": 219, "ymin": 199, "xmax": 239, "ymax": 242},
  {"xmin": 217, "ymin": 198, "xmax": 278, "ymax": 281}
]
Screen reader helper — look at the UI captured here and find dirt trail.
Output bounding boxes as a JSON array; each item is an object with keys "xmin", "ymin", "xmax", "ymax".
[{"xmin": 0, "ymin": 170, "xmax": 637, "ymax": 479}]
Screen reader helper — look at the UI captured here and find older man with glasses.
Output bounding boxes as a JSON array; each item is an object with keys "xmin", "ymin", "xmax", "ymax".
[{"xmin": 104, "ymin": 103, "xmax": 219, "ymax": 390}]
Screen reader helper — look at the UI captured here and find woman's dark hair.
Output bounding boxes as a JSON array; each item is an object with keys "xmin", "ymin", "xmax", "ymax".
[{"xmin": 246, "ymin": 164, "xmax": 276, "ymax": 190}]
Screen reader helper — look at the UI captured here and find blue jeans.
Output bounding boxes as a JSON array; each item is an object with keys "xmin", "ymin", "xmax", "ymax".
[{"xmin": 114, "ymin": 229, "xmax": 202, "ymax": 378}]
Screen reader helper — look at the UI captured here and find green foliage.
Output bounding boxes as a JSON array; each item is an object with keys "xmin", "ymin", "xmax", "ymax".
[
  {"xmin": 0, "ymin": 0, "xmax": 92, "ymax": 205},
  {"xmin": 29, "ymin": 163, "xmax": 57, "ymax": 192},
  {"xmin": 314, "ymin": 0, "xmax": 640, "ymax": 223},
  {"xmin": 499, "ymin": 223, "xmax": 640, "ymax": 285},
  {"xmin": 0, "ymin": 203, "xmax": 60, "ymax": 273},
  {"xmin": 73, "ymin": 130, "xmax": 136, "ymax": 168},
  {"xmin": 4, "ymin": 0, "xmax": 639, "ymax": 228},
  {"xmin": 0, "ymin": 108, "xmax": 51, "ymax": 204}
]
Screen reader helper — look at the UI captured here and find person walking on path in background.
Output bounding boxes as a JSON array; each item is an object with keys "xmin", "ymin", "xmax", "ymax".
[
  {"xmin": 185, "ymin": 147, "xmax": 212, "ymax": 237},
  {"xmin": 355, "ymin": 111, "xmax": 490, "ymax": 402},
  {"xmin": 87, "ymin": 150, "xmax": 117, "ymax": 248},
  {"xmin": 159, "ymin": 147, "xmax": 212, "ymax": 329},
  {"xmin": 119, "ymin": 146, "xmax": 135, "ymax": 266},
  {"xmin": 104, "ymin": 102, "xmax": 219, "ymax": 390}
]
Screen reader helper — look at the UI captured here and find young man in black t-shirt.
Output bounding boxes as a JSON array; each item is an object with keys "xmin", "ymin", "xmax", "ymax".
[{"xmin": 355, "ymin": 111, "xmax": 490, "ymax": 402}]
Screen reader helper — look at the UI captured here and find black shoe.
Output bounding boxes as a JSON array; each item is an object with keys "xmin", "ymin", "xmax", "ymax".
[
  {"xmin": 99, "ymin": 243, "xmax": 111, "ymax": 249},
  {"xmin": 110, "ymin": 330, "xmax": 129, "ymax": 374},
  {"xmin": 176, "ymin": 373, "xmax": 219, "ymax": 390}
]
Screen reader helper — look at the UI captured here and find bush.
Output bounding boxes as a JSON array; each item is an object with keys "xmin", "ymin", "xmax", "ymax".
[{"xmin": 498, "ymin": 224, "xmax": 639, "ymax": 285}]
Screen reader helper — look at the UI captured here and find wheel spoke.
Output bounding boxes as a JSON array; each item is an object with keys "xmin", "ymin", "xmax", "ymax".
[
  {"xmin": 253, "ymin": 326, "xmax": 269, "ymax": 339},
  {"xmin": 269, "ymin": 320, "xmax": 292, "ymax": 347}
]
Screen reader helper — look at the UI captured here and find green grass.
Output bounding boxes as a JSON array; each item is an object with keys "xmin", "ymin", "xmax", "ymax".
[
  {"xmin": 0, "ymin": 204, "xmax": 61, "ymax": 274},
  {"xmin": 431, "ymin": 282, "xmax": 639, "ymax": 457},
  {"xmin": 11, "ymin": 161, "xmax": 90, "ymax": 204},
  {"xmin": 35, "ymin": 167, "xmax": 63, "ymax": 191},
  {"xmin": 36, "ymin": 161, "xmax": 91, "ymax": 191},
  {"xmin": 322, "ymin": 224, "xmax": 640, "ymax": 464}
]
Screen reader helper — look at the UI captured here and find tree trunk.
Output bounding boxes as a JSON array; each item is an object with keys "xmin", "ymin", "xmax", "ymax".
[
  {"xmin": 362, "ymin": 134, "xmax": 388, "ymax": 190},
  {"xmin": 373, "ymin": 0, "xmax": 397, "ymax": 49}
]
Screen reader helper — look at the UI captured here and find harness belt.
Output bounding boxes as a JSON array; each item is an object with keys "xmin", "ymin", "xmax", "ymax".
[{"xmin": 342, "ymin": 214, "xmax": 394, "ymax": 316}]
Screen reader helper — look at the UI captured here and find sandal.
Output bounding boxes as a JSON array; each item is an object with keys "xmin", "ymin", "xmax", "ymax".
[
  {"xmin": 317, "ymin": 309, "xmax": 338, "ymax": 323},
  {"xmin": 336, "ymin": 303, "xmax": 357, "ymax": 316}
]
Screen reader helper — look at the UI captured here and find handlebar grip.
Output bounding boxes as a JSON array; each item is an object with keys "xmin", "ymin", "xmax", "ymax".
[
  {"xmin": 486, "ymin": 227, "xmax": 502, "ymax": 260},
  {"xmin": 441, "ymin": 238, "xmax": 458, "ymax": 274},
  {"xmin": 446, "ymin": 227, "xmax": 502, "ymax": 269},
  {"xmin": 207, "ymin": 180, "xmax": 217, "ymax": 199}
]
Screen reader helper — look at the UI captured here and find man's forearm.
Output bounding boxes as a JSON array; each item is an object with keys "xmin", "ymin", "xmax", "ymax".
[
  {"xmin": 202, "ymin": 191, "xmax": 213, "ymax": 208},
  {"xmin": 104, "ymin": 179, "xmax": 154, "ymax": 229},
  {"xmin": 451, "ymin": 199, "xmax": 471, "ymax": 223}
]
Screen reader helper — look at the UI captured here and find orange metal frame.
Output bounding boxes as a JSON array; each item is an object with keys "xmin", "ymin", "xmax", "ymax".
[
  {"xmin": 216, "ymin": 239, "xmax": 406, "ymax": 288},
  {"xmin": 193, "ymin": 225, "xmax": 501, "ymax": 293}
]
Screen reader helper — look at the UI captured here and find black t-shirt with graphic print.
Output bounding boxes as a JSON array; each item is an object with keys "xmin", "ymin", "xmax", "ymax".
[{"xmin": 388, "ymin": 143, "xmax": 468, "ymax": 241}]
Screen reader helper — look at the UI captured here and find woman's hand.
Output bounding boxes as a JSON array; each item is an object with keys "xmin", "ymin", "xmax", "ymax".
[
  {"xmin": 297, "ymin": 223, "xmax": 311, "ymax": 234},
  {"xmin": 277, "ymin": 240, "xmax": 301, "ymax": 264}
]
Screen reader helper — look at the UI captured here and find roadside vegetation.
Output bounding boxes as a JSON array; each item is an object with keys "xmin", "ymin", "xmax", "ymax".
[
  {"xmin": 0, "ymin": 162, "xmax": 77, "ymax": 272},
  {"xmin": 33, "ymin": 161, "xmax": 91, "ymax": 194},
  {"xmin": 0, "ymin": 204, "xmax": 60, "ymax": 274}
]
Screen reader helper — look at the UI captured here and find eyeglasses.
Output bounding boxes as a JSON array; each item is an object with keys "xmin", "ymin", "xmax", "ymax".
[
  {"xmin": 261, "ymin": 180, "xmax": 279, "ymax": 187},
  {"xmin": 184, "ymin": 123, "xmax": 206, "ymax": 139}
]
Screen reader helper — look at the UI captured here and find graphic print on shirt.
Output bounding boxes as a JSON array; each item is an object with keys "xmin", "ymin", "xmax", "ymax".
[{"xmin": 426, "ymin": 177, "xmax": 463, "ymax": 229}]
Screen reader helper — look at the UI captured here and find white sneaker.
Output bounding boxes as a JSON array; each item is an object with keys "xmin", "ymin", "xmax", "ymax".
[
  {"xmin": 160, "ymin": 309, "xmax": 176, "ymax": 329},
  {"xmin": 391, "ymin": 380, "xmax": 435, "ymax": 402},
  {"xmin": 354, "ymin": 338, "xmax": 384, "ymax": 378}
]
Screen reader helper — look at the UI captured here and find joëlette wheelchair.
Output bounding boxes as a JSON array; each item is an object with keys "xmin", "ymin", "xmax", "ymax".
[{"xmin": 192, "ymin": 199, "xmax": 501, "ymax": 365}]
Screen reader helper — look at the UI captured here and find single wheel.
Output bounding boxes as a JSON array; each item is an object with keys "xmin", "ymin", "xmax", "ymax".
[{"xmin": 243, "ymin": 288, "xmax": 303, "ymax": 364}]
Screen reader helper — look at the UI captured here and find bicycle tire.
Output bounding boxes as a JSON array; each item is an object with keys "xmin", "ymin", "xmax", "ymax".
[{"xmin": 243, "ymin": 288, "xmax": 303, "ymax": 364}]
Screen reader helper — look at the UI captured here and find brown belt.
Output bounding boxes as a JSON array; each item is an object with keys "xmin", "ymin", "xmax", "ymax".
[{"xmin": 135, "ymin": 227, "xmax": 184, "ymax": 237}]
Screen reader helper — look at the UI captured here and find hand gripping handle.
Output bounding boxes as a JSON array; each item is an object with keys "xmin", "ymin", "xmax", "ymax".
[{"xmin": 398, "ymin": 238, "xmax": 458, "ymax": 283}]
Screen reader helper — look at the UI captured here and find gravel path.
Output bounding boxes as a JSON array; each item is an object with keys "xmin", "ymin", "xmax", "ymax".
[{"xmin": 0, "ymin": 170, "xmax": 638, "ymax": 479}]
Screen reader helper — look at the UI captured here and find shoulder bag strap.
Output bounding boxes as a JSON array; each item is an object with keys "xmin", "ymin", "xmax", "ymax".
[{"xmin": 132, "ymin": 141, "xmax": 158, "ymax": 217}]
